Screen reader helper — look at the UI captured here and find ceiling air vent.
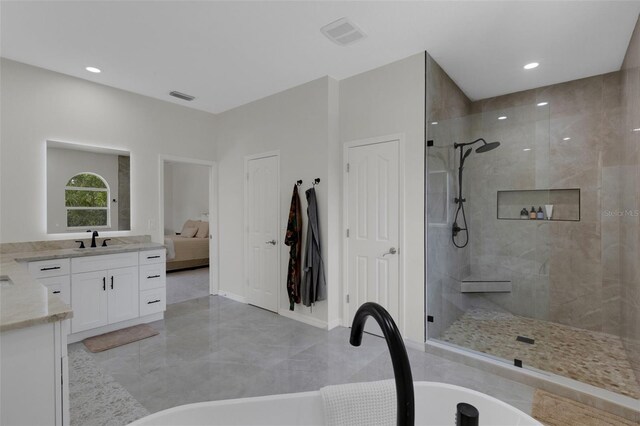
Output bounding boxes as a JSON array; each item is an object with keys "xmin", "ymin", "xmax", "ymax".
[
  {"xmin": 169, "ymin": 91, "xmax": 195, "ymax": 101},
  {"xmin": 321, "ymin": 18, "xmax": 366, "ymax": 46}
]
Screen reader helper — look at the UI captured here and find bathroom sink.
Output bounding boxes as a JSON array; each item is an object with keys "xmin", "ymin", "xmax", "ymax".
[
  {"xmin": 0, "ymin": 276, "xmax": 13, "ymax": 288},
  {"xmin": 73, "ymin": 245, "xmax": 124, "ymax": 252}
]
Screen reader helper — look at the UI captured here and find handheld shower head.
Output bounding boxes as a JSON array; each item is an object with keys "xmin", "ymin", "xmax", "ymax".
[{"xmin": 463, "ymin": 148, "xmax": 472, "ymax": 160}]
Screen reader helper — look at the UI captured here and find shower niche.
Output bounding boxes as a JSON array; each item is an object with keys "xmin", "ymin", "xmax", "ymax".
[{"xmin": 496, "ymin": 188, "xmax": 581, "ymax": 221}]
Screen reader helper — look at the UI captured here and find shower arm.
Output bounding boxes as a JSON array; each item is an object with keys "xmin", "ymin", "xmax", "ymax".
[{"xmin": 454, "ymin": 138, "xmax": 487, "ymax": 149}]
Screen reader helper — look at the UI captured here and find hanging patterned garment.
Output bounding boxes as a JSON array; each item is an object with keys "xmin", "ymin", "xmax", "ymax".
[
  {"xmin": 301, "ymin": 187, "xmax": 326, "ymax": 307},
  {"xmin": 284, "ymin": 184, "xmax": 302, "ymax": 310}
]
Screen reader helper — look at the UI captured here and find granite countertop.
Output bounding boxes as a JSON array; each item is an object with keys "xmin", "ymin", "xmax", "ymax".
[{"xmin": 0, "ymin": 242, "xmax": 165, "ymax": 332}]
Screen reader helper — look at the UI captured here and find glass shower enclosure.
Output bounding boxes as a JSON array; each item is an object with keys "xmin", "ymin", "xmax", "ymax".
[{"xmin": 426, "ymin": 102, "xmax": 640, "ymax": 400}]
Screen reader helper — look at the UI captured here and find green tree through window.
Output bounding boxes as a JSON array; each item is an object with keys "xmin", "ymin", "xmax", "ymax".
[{"xmin": 65, "ymin": 173, "xmax": 109, "ymax": 228}]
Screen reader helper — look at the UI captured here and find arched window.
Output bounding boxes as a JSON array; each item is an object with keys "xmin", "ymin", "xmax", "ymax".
[{"xmin": 65, "ymin": 173, "xmax": 110, "ymax": 228}]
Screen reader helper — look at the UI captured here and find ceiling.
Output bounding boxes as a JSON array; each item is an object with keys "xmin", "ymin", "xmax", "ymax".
[{"xmin": 2, "ymin": 1, "xmax": 639, "ymax": 114}]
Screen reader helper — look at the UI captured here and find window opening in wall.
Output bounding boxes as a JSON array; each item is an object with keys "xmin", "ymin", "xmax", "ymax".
[{"xmin": 65, "ymin": 173, "xmax": 110, "ymax": 228}]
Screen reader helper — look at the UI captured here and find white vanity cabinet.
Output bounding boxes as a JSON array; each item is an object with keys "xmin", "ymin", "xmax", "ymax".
[
  {"xmin": 29, "ymin": 258, "xmax": 71, "ymax": 305},
  {"xmin": 26, "ymin": 247, "xmax": 166, "ymax": 343},
  {"xmin": 138, "ymin": 249, "xmax": 167, "ymax": 316},
  {"xmin": 70, "ymin": 253, "xmax": 139, "ymax": 334}
]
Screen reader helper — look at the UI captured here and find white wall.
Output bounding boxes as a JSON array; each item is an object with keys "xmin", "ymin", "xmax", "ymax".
[
  {"xmin": 2, "ymin": 55, "xmax": 425, "ymax": 341},
  {"xmin": 47, "ymin": 147, "xmax": 120, "ymax": 233},
  {"xmin": 215, "ymin": 77, "xmax": 338, "ymax": 326},
  {"xmin": 163, "ymin": 162, "xmax": 210, "ymax": 234},
  {"xmin": 339, "ymin": 53, "xmax": 425, "ymax": 344},
  {"xmin": 0, "ymin": 59, "xmax": 217, "ymax": 243}
]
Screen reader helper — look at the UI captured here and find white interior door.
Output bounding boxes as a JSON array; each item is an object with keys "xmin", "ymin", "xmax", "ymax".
[
  {"xmin": 347, "ymin": 139, "xmax": 400, "ymax": 335},
  {"xmin": 245, "ymin": 154, "xmax": 279, "ymax": 312}
]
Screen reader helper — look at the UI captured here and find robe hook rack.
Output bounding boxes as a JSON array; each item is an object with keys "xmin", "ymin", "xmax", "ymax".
[
  {"xmin": 296, "ymin": 180, "xmax": 303, "ymax": 186},
  {"xmin": 312, "ymin": 178, "xmax": 321, "ymax": 186}
]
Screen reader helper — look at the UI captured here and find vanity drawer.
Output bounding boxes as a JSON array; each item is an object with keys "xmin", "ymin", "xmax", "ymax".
[
  {"xmin": 72, "ymin": 252, "xmax": 138, "ymax": 274},
  {"xmin": 28, "ymin": 258, "xmax": 70, "ymax": 278},
  {"xmin": 139, "ymin": 288, "xmax": 166, "ymax": 316},
  {"xmin": 38, "ymin": 275, "xmax": 71, "ymax": 305},
  {"xmin": 139, "ymin": 249, "xmax": 166, "ymax": 265},
  {"xmin": 139, "ymin": 263, "xmax": 166, "ymax": 291}
]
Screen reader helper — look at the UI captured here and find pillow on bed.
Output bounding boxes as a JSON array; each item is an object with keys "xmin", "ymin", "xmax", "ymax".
[
  {"xmin": 181, "ymin": 226, "xmax": 198, "ymax": 238},
  {"xmin": 196, "ymin": 221, "xmax": 209, "ymax": 238},
  {"xmin": 181, "ymin": 219, "xmax": 199, "ymax": 236}
]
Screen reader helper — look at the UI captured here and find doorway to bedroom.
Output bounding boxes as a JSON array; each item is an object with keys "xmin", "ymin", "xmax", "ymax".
[{"xmin": 160, "ymin": 156, "xmax": 217, "ymax": 305}]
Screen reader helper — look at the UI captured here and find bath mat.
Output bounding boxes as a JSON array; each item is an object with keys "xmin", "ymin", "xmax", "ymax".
[
  {"xmin": 531, "ymin": 389, "xmax": 637, "ymax": 426},
  {"xmin": 83, "ymin": 324, "xmax": 158, "ymax": 353}
]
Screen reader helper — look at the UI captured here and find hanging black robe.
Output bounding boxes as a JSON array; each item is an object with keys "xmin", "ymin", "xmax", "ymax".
[
  {"xmin": 284, "ymin": 185, "xmax": 302, "ymax": 310},
  {"xmin": 301, "ymin": 187, "xmax": 326, "ymax": 307}
]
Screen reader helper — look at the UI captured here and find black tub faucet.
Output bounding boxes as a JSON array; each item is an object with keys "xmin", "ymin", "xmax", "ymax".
[
  {"xmin": 350, "ymin": 302, "xmax": 414, "ymax": 426},
  {"xmin": 87, "ymin": 230, "xmax": 99, "ymax": 248}
]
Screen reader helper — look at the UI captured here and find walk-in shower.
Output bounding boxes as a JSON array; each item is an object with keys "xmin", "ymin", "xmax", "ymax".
[
  {"xmin": 426, "ymin": 95, "xmax": 640, "ymax": 404},
  {"xmin": 452, "ymin": 138, "xmax": 500, "ymax": 248}
]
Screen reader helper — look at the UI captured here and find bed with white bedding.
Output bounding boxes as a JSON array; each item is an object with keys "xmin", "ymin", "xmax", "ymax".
[{"xmin": 165, "ymin": 220, "xmax": 210, "ymax": 271}]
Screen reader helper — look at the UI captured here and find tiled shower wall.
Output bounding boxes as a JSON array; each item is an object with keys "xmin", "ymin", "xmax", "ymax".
[
  {"xmin": 467, "ymin": 71, "xmax": 624, "ymax": 334},
  {"xmin": 620, "ymin": 16, "xmax": 640, "ymax": 384}
]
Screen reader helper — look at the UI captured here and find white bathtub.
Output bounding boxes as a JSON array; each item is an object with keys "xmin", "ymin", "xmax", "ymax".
[{"xmin": 130, "ymin": 381, "xmax": 541, "ymax": 426}]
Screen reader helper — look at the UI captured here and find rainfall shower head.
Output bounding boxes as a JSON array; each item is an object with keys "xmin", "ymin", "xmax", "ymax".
[{"xmin": 476, "ymin": 141, "xmax": 501, "ymax": 153}]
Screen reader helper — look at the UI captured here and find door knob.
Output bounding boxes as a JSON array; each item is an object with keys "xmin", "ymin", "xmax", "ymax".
[
  {"xmin": 266, "ymin": 240, "xmax": 277, "ymax": 245},
  {"xmin": 383, "ymin": 247, "xmax": 397, "ymax": 256}
]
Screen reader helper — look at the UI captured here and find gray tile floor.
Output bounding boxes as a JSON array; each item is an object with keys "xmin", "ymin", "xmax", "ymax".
[
  {"xmin": 75, "ymin": 296, "xmax": 535, "ymax": 418},
  {"xmin": 166, "ymin": 267, "xmax": 210, "ymax": 305}
]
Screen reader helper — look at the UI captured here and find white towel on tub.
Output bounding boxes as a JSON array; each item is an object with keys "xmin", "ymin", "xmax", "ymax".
[{"xmin": 320, "ymin": 380, "xmax": 396, "ymax": 426}]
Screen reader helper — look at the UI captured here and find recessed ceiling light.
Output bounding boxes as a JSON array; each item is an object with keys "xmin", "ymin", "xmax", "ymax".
[
  {"xmin": 523, "ymin": 148, "xmax": 532, "ymax": 152},
  {"xmin": 498, "ymin": 116, "xmax": 507, "ymax": 120},
  {"xmin": 633, "ymin": 128, "xmax": 640, "ymax": 132},
  {"xmin": 537, "ymin": 102, "xmax": 548, "ymax": 106},
  {"xmin": 85, "ymin": 66, "xmax": 101, "ymax": 73},
  {"xmin": 524, "ymin": 62, "xmax": 539, "ymax": 70},
  {"xmin": 431, "ymin": 121, "xmax": 438, "ymax": 125},
  {"xmin": 563, "ymin": 137, "xmax": 571, "ymax": 141}
]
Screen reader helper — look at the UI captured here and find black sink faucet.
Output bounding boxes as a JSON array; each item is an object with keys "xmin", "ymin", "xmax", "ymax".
[
  {"xmin": 87, "ymin": 230, "xmax": 99, "ymax": 248},
  {"xmin": 350, "ymin": 302, "xmax": 414, "ymax": 426}
]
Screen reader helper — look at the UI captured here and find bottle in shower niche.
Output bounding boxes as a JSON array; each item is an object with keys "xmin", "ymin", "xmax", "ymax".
[
  {"xmin": 537, "ymin": 207, "xmax": 544, "ymax": 220},
  {"xmin": 520, "ymin": 208, "xmax": 529, "ymax": 220},
  {"xmin": 529, "ymin": 206, "xmax": 537, "ymax": 220}
]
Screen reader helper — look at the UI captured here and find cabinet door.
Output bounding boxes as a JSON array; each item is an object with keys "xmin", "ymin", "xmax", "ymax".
[
  {"xmin": 71, "ymin": 271, "xmax": 108, "ymax": 333},
  {"xmin": 107, "ymin": 266, "xmax": 139, "ymax": 324}
]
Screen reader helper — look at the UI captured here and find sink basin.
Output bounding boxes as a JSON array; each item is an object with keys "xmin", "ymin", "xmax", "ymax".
[{"xmin": 0, "ymin": 276, "xmax": 13, "ymax": 288}]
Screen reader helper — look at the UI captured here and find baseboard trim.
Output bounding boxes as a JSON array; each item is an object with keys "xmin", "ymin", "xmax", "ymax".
[
  {"xmin": 404, "ymin": 339, "xmax": 426, "ymax": 352},
  {"xmin": 425, "ymin": 340, "xmax": 640, "ymax": 422},
  {"xmin": 327, "ymin": 318, "xmax": 341, "ymax": 330},
  {"xmin": 67, "ymin": 312, "xmax": 164, "ymax": 344},
  {"xmin": 218, "ymin": 291, "xmax": 247, "ymax": 304},
  {"xmin": 278, "ymin": 309, "xmax": 327, "ymax": 329}
]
